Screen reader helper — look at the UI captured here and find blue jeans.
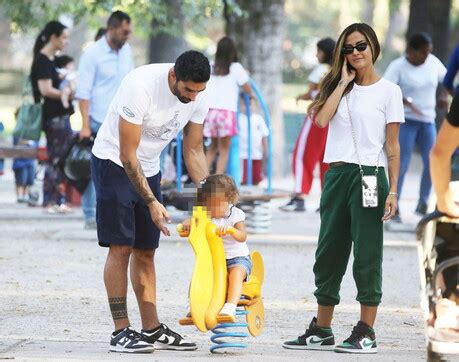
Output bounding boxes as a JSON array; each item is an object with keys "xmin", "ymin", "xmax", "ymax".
[
  {"xmin": 397, "ymin": 118, "xmax": 436, "ymax": 205},
  {"xmin": 82, "ymin": 117, "xmax": 102, "ymax": 221},
  {"xmin": 226, "ymin": 255, "xmax": 252, "ymax": 281}
]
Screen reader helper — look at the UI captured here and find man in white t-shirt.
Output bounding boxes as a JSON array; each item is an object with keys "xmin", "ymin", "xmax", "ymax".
[
  {"xmin": 91, "ymin": 51, "xmax": 210, "ymax": 353},
  {"xmin": 384, "ymin": 32, "xmax": 447, "ymax": 220}
]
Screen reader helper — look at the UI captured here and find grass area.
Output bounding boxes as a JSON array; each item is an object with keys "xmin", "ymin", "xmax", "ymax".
[{"xmin": 0, "ymin": 70, "xmax": 24, "ymax": 95}]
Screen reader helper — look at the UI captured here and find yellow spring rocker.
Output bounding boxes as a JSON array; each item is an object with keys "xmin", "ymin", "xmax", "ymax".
[{"xmin": 177, "ymin": 206, "xmax": 265, "ymax": 352}]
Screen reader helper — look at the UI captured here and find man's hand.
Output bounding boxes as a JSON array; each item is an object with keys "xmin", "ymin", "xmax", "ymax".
[
  {"xmin": 79, "ymin": 127, "xmax": 91, "ymax": 140},
  {"xmin": 148, "ymin": 201, "xmax": 171, "ymax": 236}
]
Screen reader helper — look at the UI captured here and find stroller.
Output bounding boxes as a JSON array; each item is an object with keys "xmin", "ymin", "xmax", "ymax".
[{"xmin": 416, "ymin": 180, "xmax": 459, "ymax": 361}]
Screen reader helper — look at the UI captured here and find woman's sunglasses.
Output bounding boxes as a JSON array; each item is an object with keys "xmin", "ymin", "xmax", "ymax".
[{"xmin": 342, "ymin": 42, "xmax": 368, "ymax": 55}]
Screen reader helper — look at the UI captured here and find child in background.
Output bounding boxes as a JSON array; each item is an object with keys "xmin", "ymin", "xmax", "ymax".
[
  {"xmin": 181, "ymin": 174, "xmax": 251, "ymax": 319},
  {"xmin": 204, "ymin": 37, "xmax": 252, "ymax": 174},
  {"xmin": 12, "ymin": 136, "xmax": 37, "ymax": 203},
  {"xmin": 55, "ymin": 55, "xmax": 77, "ymax": 109},
  {"xmin": 238, "ymin": 97, "xmax": 269, "ymax": 185}
]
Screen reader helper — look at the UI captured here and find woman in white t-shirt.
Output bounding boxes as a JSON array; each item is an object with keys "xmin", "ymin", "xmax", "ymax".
[
  {"xmin": 204, "ymin": 37, "xmax": 252, "ymax": 174},
  {"xmin": 181, "ymin": 174, "xmax": 250, "ymax": 319},
  {"xmin": 280, "ymin": 38, "xmax": 335, "ymax": 212},
  {"xmin": 283, "ymin": 23, "xmax": 404, "ymax": 354},
  {"xmin": 384, "ymin": 33, "xmax": 447, "ymax": 220}
]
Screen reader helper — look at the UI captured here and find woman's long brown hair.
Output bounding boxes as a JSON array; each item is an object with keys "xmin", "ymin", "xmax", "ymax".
[{"xmin": 308, "ymin": 23, "xmax": 380, "ymax": 116}]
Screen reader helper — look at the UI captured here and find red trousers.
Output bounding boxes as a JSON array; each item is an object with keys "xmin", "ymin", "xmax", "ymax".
[
  {"xmin": 292, "ymin": 116, "xmax": 329, "ymax": 195},
  {"xmin": 242, "ymin": 159, "xmax": 263, "ymax": 185}
]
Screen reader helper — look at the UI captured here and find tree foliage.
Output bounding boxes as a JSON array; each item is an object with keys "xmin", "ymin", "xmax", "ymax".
[{"xmin": 0, "ymin": 0, "xmax": 229, "ymax": 36}]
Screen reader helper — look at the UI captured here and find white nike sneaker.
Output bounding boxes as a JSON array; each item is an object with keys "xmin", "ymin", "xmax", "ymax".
[
  {"xmin": 141, "ymin": 323, "xmax": 197, "ymax": 351},
  {"xmin": 109, "ymin": 327, "xmax": 154, "ymax": 353}
]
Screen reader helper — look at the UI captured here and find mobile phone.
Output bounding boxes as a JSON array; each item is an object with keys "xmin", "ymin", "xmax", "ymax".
[{"xmin": 347, "ymin": 62, "xmax": 355, "ymax": 72}]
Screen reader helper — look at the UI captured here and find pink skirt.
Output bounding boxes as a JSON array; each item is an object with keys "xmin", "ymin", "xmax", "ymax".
[{"xmin": 203, "ymin": 108, "xmax": 237, "ymax": 138}]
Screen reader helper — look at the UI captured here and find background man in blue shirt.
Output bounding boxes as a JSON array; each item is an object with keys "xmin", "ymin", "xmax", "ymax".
[
  {"xmin": 444, "ymin": 42, "xmax": 459, "ymax": 96},
  {"xmin": 76, "ymin": 11, "xmax": 134, "ymax": 229}
]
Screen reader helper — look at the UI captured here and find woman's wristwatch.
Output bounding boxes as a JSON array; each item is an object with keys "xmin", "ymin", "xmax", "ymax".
[{"xmin": 388, "ymin": 192, "xmax": 398, "ymax": 197}]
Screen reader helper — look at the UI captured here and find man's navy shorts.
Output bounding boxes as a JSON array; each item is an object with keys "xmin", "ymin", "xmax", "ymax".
[{"xmin": 91, "ymin": 155, "xmax": 162, "ymax": 250}]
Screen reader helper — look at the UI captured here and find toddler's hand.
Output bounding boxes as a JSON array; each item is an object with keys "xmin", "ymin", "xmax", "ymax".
[
  {"xmin": 216, "ymin": 226, "xmax": 236, "ymax": 237},
  {"xmin": 216, "ymin": 226, "xmax": 230, "ymax": 237},
  {"xmin": 177, "ymin": 219, "xmax": 191, "ymax": 237}
]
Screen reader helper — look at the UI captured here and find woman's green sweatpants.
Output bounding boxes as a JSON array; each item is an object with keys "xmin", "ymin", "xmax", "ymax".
[{"xmin": 313, "ymin": 163, "xmax": 389, "ymax": 306}]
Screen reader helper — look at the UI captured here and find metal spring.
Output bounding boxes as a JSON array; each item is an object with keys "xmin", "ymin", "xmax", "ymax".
[
  {"xmin": 210, "ymin": 309, "xmax": 249, "ymax": 353},
  {"xmin": 240, "ymin": 201, "xmax": 271, "ymax": 234}
]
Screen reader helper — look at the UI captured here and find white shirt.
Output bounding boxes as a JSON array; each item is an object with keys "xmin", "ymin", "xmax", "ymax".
[
  {"xmin": 308, "ymin": 63, "xmax": 329, "ymax": 84},
  {"xmin": 92, "ymin": 64, "xmax": 209, "ymax": 177},
  {"xmin": 323, "ymin": 78, "xmax": 405, "ymax": 168},
  {"xmin": 212, "ymin": 205, "xmax": 249, "ymax": 259},
  {"xmin": 308, "ymin": 64, "xmax": 329, "ymax": 99},
  {"xmin": 384, "ymin": 54, "xmax": 446, "ymax": 123},
  {"xmin": 238, "ymin": 113, "xmax": 269, "ymax": 160},
  {"xmin": 205, "ymin": 62, "xmax": 250, "ymax": 112}
]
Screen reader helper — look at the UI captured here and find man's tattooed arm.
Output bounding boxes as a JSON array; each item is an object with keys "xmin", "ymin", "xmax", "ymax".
[{"xmin": 122, "ymin": 159, "xmax": 156, "ymax": 205}]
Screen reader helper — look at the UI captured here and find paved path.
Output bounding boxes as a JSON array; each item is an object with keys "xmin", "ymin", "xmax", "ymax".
[{"xmin": 0, "ymin": 155, "xmax": 431, "ymax": 361}]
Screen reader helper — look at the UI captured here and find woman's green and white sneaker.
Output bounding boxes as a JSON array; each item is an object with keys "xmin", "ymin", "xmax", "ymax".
[
  {"xmin": 334, "ymin": 321, "xmax": 378, "ymax": 354},
  {"xmin": 282, "ymin": 317, "xmax": 335, "ymax": 350}
]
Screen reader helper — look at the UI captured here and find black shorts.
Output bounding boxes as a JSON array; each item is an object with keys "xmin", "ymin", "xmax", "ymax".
[{"xmin": 91, "ymin": 155, "xmax": 162, "ymax": 250}]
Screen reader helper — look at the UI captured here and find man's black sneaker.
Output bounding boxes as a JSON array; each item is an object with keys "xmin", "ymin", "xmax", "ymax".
[
  {"xmin": 415, "ymin": 200, "xmax": 428, "ymax": 215},
  {"xmin": 279, "ymin": 197, "xmax": 306, "ymax": 212},
  {"xmin": 282, "ymin": 317, "xmax": 335, "ymax": 350},
  {"xmin": 110, "ymin": 327, "xmax": 154, "ymax": 353},
  {"xmin": 334, "ymin": 321, "xmax": 377, "ymax": 354},
  {"xmin": 141, "ymin": 323, "xmax": 197, "ymax": 351}
]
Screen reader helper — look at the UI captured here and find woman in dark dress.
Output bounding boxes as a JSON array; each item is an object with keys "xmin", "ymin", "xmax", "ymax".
[{"xmin": 30, "ymin": 21, "xmax": 74, "ymax": 213}]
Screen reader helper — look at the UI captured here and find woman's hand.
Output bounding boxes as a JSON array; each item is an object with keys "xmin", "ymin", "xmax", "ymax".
[
  {"xmin": 340, "ymin": 59, "xmax": 356, "ymax": 85},
  {"xmin": 382, "ymin": 193, "xmax": 398, "ymax": 221}
]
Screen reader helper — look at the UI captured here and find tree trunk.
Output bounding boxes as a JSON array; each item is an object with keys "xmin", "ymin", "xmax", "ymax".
[
  {"xmin": 225, "ymin": 0, "xmax": 285, "ymax": 176},
  {"xmin": 148, "ymin": 0, "xmax": 187, "ymax": 63},
  {"xmin": 407, "ymin": 0, "xmax": 451, "ymax": 62},
  {"xmin": 0, "ymin": 9, "xmax": 12, "ymax": 69},
  {"xmin": 361, "ymin": 0, "xmax": 376, "ymax": 27},
  {"xmin": 383, "ymin": 0, "xmax": 403, "ymax": 50}
]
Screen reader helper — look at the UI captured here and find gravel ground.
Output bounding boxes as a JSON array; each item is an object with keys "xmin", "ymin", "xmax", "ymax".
[{"xmin": 0, "ymin": 155, "xmax": 435, "ymax": 361}]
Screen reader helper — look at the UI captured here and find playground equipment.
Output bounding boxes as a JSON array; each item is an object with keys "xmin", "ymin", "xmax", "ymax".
[
  {"xmin": 177, "ymin": 206, "xmax": 265, "ymax": 352},
  {"xmin": 416, "ymin": 181, "xmax": 459, "ymax": 361},
  {"xmin": 174, "ymin": 78, "xmax": 273, "ymax": 192},
  {"xmin": 170, "ymin": 79, "xmax": 287, "ymax": 234}
]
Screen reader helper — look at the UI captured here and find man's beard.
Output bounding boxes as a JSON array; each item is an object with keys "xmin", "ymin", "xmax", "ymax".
[
  {"xmin": 110, "ymin": 35, "xmax": 126, "ymax": 49},
  {"xmin": 172, "ymin": 82, "xmax": 191, "ymax": 104}
]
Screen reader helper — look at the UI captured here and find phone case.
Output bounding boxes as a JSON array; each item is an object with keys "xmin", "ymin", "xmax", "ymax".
[{"xmin": 361, "ymin": 175, "xmax": 378, "ymax": 208}]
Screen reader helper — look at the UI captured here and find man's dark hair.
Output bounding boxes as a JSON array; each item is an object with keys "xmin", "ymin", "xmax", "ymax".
[
  {"xmin": 95, "ymin": 27, "xmax": 106, "ymax": 41},
  {"xmin": 55, "ymin": 55, "xmax": 74, "ymax": 68},
  {"xmin": 107, "ymin": 10, "xmax": 131, "ymax": 28},
  {"xmin": 408, "ymin": 32, "xmax": 432, "ymax": 50},
  {"xmin": 174, "ymin": 51, "xmax": 211, "ymax": 83}
]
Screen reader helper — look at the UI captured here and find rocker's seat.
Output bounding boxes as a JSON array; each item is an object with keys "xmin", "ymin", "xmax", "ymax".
[{"xmin": 241, "ymin": 275, "xmax": 261, "ymax": 300}]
